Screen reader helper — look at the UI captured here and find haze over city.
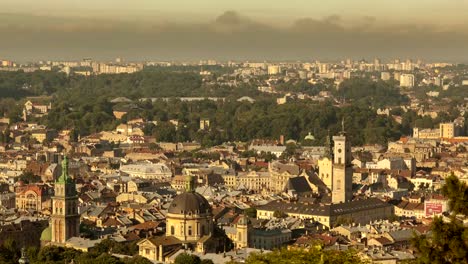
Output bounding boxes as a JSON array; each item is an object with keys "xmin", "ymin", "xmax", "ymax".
[
  {"xmin": 1, "ymin": 0, "xmax": 468, "ymax": 61},
  {"xmin": 0, "ymin": 1, "xmax": 467, "ymax": 264}
]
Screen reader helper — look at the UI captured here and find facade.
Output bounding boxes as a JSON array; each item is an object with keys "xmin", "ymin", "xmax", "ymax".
[
  {"xmin": 139, "ymin": 175, "xmax": 223, "ymax": 263},
  {"xmin": 400, "ymin": 74, "xmax": 415, "ymax": 88},
  {"xmin": 15, "ymin": 183, "xmax": 53, "ymax": 212},
  {"xmin": 120, "ymin": 163, "xmax": 172, "ymax": 180},
  {"xmin": 440, "ymin": 123, "xmax": 455, "ymax": 138},
  {"xmin": 270, "ymin": 162, "xmax": 300, "ymax": 193},
  {"xmin": 318, "ymin": 157, "xmax": 333, "ymax": 190},
  {"xmin": 49, "ymin": 156, "xmax": 80, "ymax": 244},
  {"xmin": 256, "ymin": 198, "xmax": 393, "ymax": 228},
  {"xmin": 199, "ymin": 119, "xmax": 210, "ymax": 130},
  {"xmin": 332, "ymin": 134, "xmax": 353, "ymax": 204}
]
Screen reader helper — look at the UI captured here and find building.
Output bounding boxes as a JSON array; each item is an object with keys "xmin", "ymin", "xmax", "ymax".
[
  {"xmin": 15, "ymin": 183, "xmax": 53, "ymax": 212},
  {"xmin": 332, "ymin": 131, "xmax": 353, "ymax": 204},
  {"xmin": 120, "ymin": 163, "xmax": 172, "ymax": 180},
  {"xmin": 267, "ymin": 65, "xmax": 281, "ymax": 75},
  {"xmin": 41, "ymin": 156, "xmax": 80, "ymax": 245},
  {"xmin": 400, "ymin": 74, "xmax": 415, "ymax": 88},
  {"xmin": 270, "ymin": 161, "xmax": 300, "ymax": 193},
  {"xmin": 256, "ymin": 198, "xmax": 393, "ymax": 228},
  {"xmin": 138, "ymin": 175, "xmax": 224, "ymax": 262},
  {"xmin": 200, "ymin": 119, "xmax": 210, "ymax": 130},
  {"xmin": 440, "ymin": 123, "xmax": 455, "ymax": 139},
  {"xmin": 318, "ymin": 136, "xmax": 333, "ymax": 190}
]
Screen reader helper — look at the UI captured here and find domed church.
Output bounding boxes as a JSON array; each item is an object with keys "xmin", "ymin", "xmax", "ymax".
[
  {"xmin": 166, "ymin": 174, "xmax": 213, "ymax": 242},
  {"xmin": 138, "ymin": 175, "xmax": 227, "ymax": 262}
]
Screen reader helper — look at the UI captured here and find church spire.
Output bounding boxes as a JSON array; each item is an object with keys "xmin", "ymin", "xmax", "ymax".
[{"xmin": 57, "ymin": 155, "xmax": 70, "ymax": 183}]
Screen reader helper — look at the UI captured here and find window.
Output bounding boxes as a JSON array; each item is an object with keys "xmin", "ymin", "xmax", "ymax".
[
  {"xmin": 336, "ymin": 180, "xmax": 342, "ymax": 190},
  {"xmin": 188, "ymin": 226, "xmax": 192, "ymax": 236},
  {"xmin": 338, "ymin": 158, "xmax": 342, "ymax": 164},
  {"xmin": 145, "ymin": 249, "xmax": 150, "ymax": 255},
  {"xmin": 201, "ymin": 225, "xmax": 205, "ymax": 236},
  {"xmin": 171, "ymin": 226, "xmax": 175, "ymax": 235}
]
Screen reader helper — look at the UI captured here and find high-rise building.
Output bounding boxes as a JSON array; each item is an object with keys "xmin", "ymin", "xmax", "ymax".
[
  {"xmin": 440, "ymin": 123, "xmax": 456, "ymax": 138},
  {"xmin": 50, "ymin": 156, "xmax": 80, "ymax": 244},
  {"xmin": 332, "ymin": 126, "xmax": 353, "ymax": 204},
  {"xmin": 267, "ymin": 65, "xmax": 281, "ymax": 75},
  {"xmin": 400, "ymin": 74, "xmax": 415, "ymax": 88}
]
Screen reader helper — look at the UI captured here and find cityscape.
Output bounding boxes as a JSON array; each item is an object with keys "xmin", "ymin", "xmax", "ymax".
[{"xmin": 0, "ymin": 1, "xmax": 468, "ymax": 264}]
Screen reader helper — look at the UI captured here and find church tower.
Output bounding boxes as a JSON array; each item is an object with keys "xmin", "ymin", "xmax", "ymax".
[
  {"xmin": 235, "ymin": 215, "xmax": 250, "ymax": 249},
  {"xmin": 332, "ymin": 121, "xmax": 353, "ymax": 203},
  {"xmin": 51, "ymin": 156, "xmax": 80, "ymax": 244}
]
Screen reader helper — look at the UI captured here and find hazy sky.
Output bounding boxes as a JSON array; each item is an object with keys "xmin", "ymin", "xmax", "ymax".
[{"xmin": 1, "ymin": 0, "xmax": 468, "ymax": 61}]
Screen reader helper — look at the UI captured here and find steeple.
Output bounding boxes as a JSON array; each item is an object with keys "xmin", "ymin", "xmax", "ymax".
[{"xmin": 57, "ymin": 155, "xmax": 70, "ymax": 183}]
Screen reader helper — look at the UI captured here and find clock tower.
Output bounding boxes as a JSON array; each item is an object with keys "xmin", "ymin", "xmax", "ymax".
[
  {"xmin": 51, "ymin": 156, "xmax": 79, "ymax": 244},
  {"xmin": 332, "ymin": 120, "xmax": 353, "ymax": 204}
]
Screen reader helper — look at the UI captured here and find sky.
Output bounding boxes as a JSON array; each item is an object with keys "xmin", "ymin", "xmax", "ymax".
[{"xmin": 1, "ymin": 0, "xmax": 468, "ymax": 62}]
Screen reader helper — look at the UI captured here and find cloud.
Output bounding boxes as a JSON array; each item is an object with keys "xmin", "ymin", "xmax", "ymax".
[{"xmin": 0, "ymin": 11, "xmax": 467, "ymax": 62}]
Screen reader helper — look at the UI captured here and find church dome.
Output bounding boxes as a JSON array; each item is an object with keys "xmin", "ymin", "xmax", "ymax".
[{"xmin": 168, "ymin": 192, "xmax": 211, "ymax": 215}]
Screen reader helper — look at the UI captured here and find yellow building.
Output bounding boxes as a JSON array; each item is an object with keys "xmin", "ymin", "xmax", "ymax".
[
  {"xmin": 318, "ymin": 157, "xmax": 333, "ymax": 190},
  {"xmin": 440, "ymin": 123, "xmax": 455, "ymax": 139},
  {"xmin": 138, "ymin": 175, "xmax": 223, "ymax": 262}
]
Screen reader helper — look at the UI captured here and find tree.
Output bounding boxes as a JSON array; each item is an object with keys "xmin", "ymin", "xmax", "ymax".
[
  {"xmin": 232, "ymin": 247, "xmax": 367, "ymax": 264},
  {"xmin": 174, "ymin": 253, "xmax": 201, "ymax": 264},
  {"xmin": 273, "ymin": 210, "xmax": 287, "ymax": 218},
  {"xmin": 411, "ymin": 174, "xmax": 468, "ymax": 263},
  {"xmin": 200, "ymin": 259, "xmax": 214, "ymax": 264},
  {"xmin": 18, "ymin": 171, "xmax": 41, "ymax": 184},
  {"xmin": 441, "ymin": 174, "xmax": 468, "ymax": 216},
  {"xmin": 244, "ymin": 208, "xmax": 257, "ymax": 218}
]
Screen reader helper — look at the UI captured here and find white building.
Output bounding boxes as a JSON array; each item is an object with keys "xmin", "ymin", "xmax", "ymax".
[
  {"xmin": 400, "ymin": 74, "xmax": 415, "ymax": 88},
  {"xmin": 120, "ymin": 163, "xmax": 172, "ymax": 180}
]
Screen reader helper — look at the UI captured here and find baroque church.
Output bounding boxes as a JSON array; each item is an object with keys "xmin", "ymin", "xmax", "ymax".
[
  {"xmin": 40, "ymin": 156, "xmax": 80, "ymax": 245},
  {"xmin": 138, "ymin": 175, "xmax": 229, "ymax": 262}
]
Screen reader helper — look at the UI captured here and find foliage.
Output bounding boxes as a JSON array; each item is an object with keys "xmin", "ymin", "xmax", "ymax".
[
  {"xmin": 0, "ymin": 71, "xmax": 418, "ymax": 146},
  {"xmin": 411, "ymin": 174, "xmax": 468, "ymax": 263},
  {"xmin": 244, "ymin": 208, "xmax": 257, "ymax": 218},
  {"xmin": 273, "ymin": 210, "xmax": 287, "ymax": 218},
  {"xmin": 174, "ymin": 253, "xmax": 202, "ymax": 264},
  {"xmin": 229, "ymin": 247, "xmax": 367, "ymax": 264},
  {"xmin": 18, "ymin": 171, "xmax": 42, "ymax": 184},
  {"xmin": 441, "ymin": 174, "xmax": 468, "ymax": 216}
]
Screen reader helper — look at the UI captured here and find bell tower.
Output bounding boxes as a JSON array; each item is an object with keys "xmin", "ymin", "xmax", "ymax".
[
  {"xmin": 51, "ymin": 156, "xmax": 80, "ymax": 244},
  {"xmin": 332, "ymin": 119, "xmax": 353, "ymax": 204}
]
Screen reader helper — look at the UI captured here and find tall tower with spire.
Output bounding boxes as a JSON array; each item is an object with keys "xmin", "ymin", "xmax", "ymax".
[
  {"xmin": 332, "ymin": 120, "xmax": 353, "ymax": 203},
  {"xmin": 51, "ymin": 156, "xmax": 79, "ymax": 244}
]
